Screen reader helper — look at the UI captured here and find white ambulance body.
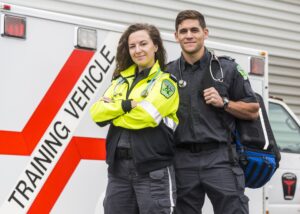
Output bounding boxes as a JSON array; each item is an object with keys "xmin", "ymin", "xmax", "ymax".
[
  {"xmin": 0, "ymin": 3, "xmax": 299, "ymax": 214},
  {"xmin": 267, "ymin": 98, "xmax": 300, "ymax": 214}
]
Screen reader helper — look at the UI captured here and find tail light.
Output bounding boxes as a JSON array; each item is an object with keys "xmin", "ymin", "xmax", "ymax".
[
  {"xmin": 282, "ymin": 172, "xmax": 297, "ymax": 200},
  {"xmin": 250, "ymin": 56, "xmax": 265, "ymax": 76},
  {"xmin": 1, "ymin": 14, "xmax": 26, "ymax": 39}
]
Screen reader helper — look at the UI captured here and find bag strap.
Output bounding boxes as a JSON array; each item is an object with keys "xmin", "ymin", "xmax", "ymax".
[
  {"xmin": 204, "ymin": 53, "xmax": 238, "ymax": 166},
  {"xmin": 218, "ymin": 110, "xmax": 239, "ymax": 166}
]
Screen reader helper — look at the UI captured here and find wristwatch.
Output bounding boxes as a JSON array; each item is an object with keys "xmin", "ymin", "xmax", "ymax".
[{"xmin": 222, "ymin": 97, "xmax": 229, "ymax": 110}]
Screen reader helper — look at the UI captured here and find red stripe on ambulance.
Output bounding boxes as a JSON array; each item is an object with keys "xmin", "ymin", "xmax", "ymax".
[
  {"xmin": 0, "ymin": 44, "xmax": 115, "ymax": 213},
  {"xmin": 0, "ymin": 49, "xmax": 94, "ymax": 154},
  {"xmin": 29, "ymin": 137, "xmax": 106, "ymax": 213}
]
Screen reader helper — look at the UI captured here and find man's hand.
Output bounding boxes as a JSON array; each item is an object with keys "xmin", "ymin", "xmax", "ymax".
[{"xmin": 203, "ymin": 87, "xmax": 223, "ymax": 108}]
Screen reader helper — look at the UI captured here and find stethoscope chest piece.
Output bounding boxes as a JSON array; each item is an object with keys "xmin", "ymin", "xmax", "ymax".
[
  {"xmin": 178, "ymin": 79, "xmax": 187, "ymax": 88},
  {"xmin": 178, "ymin": 60, "xmax": 187, "ymax": 88},
  {"xmin": 141, "ymin": 89, "xmax": 148, "ymax": 98}
]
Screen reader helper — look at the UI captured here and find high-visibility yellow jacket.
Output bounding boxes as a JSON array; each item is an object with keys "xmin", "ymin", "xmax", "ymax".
[{"xmin": 90, "ymin": 61, "xmax": 179, "ymax": 173}]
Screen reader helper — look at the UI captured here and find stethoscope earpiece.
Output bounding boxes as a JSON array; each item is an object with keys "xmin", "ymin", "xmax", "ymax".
[{"xmin": 209, "ymin": 52, "xmax": 224, "ymax": 82}]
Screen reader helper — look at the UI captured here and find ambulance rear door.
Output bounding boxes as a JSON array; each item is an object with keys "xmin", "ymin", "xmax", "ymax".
[{"xmin": 267, "ymin": 98, "xmax": 300, "ymax": 214}]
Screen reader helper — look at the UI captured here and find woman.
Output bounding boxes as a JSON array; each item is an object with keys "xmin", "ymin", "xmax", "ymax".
[{"xmin": 90, "ymin": 23, "xmax": 179, "ymax": 214}]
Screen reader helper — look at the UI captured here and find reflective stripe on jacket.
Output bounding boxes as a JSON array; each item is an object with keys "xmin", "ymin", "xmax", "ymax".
[{"xmin": 90, "ymin": 61, "xmax": 179, "ymax": 173}]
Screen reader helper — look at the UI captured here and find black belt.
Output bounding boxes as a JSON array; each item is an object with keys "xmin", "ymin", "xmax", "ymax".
[
  {"xmin": 176, "ymin": 142, "xmax": 220, "ymax": 153},
  {"xmin": 115, "ymin": 148, "xmax": 133, "ymax": 159}
]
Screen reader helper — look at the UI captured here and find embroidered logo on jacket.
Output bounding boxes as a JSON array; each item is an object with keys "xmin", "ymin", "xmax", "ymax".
[{"xmin": 160, "ymin": 79, "xmax": 175, "ymax": 98}]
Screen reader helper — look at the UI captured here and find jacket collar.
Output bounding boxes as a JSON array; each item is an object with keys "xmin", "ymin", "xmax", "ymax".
[{"xmin": 120, "ymin": 60, "xmax": 161, "ymax": 78}]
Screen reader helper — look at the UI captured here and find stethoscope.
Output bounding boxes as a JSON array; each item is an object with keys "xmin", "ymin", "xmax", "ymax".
[
  {"xmin": 113, "ymin": 68, "xmax": 161, "ymax": 98},
  {"xmin": 113, "ymin": 77, "xmax": 126, "ymax": 97},
  {"xmin": 178, "ymin": 51, "xmax": 224, "ymax": 88}
]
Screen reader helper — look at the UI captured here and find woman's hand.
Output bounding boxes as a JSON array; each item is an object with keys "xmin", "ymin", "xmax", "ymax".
[{"xmin": 131, "ymin": 100, "xmax": 138, "ymax": 108}]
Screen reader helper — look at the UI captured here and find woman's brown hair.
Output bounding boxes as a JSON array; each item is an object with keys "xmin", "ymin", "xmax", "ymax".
[{"xmin": 113, "ymin": 23, "xmax": 166, "ymax": 78}]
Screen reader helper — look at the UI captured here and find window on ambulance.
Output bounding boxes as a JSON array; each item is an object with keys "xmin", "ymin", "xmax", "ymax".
[{"xmin": 269, "ymin": 102, "xmax": 300, "ymax": 154}]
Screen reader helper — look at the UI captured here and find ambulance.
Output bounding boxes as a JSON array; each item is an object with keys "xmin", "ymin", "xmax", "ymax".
[{"xmin": 0, "ymin": 3, "xmax": 299, "ymax": 214}]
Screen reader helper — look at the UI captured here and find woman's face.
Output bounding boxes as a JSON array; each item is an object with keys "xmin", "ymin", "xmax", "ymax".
[{"xmin": 128, "ymin": 30, "xmax": 158, "ymax": 71}]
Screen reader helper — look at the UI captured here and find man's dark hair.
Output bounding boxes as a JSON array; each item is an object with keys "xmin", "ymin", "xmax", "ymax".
[{"xmin": 175, "ymin": 10, "xmax": 206, "ymax": 31}]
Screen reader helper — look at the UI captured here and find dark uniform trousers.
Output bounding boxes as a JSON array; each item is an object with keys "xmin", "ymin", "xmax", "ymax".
[
  {"xmin": 104, "ymin": 156, "xmax": 176, "ymax": 214},
  {"xmin": 174, "ymin": 143, "xmax": 249, "ymax": 214}
]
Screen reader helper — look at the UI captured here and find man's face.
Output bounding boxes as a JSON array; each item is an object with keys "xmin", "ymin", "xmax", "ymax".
[{"xmin": 175, "ymin": 19, "xmax": 208, "ymax": 55}]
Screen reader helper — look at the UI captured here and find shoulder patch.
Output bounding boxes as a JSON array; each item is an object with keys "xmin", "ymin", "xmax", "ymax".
[
  {"xmin": 236, "ymin": 64, "xmax": 248, "ymax": 80},
  {"xmin": 161, "ymin": 79, "xmax": 175, "ymax": 98},
  {"xmin": 165, "ymin": 61, "xmax": 175, "ymax": 73}
]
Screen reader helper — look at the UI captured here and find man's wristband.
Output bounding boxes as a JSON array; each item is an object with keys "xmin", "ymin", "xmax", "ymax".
[{"xmin": 222, "ymin": 97, "xmax": 229, "ymax": 110}]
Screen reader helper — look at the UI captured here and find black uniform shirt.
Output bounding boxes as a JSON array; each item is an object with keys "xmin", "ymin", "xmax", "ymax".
[{"xmin": 167, "ymin": 48, "xmax": 257, "ymax": 145}]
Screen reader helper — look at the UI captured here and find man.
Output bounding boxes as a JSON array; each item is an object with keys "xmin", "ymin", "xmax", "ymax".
[{"xmin": 167, "ymin": 10, "xmax": 259, "ymax": 214}]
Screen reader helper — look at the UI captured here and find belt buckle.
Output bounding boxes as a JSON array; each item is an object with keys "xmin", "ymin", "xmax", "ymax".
[
  {"xmin": 191, "ymin": 144, "xmax": 201, "ymax": 153},
  {"xmin": 126, "ymin": 148, "xmax": 132, "ymax": 158}
]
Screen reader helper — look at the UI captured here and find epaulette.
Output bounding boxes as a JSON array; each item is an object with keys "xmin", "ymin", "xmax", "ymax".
[
  {"xmin": 165, "ymin": 60, "xmax": 176, "ymax": 72},
  {"xmin": 166, "ymin": 60, "xmax": 176, "ymax": 66},
  {"xmin": 163, "ymin": 69, "xmax": 178, "ymax": 83},
  {"xmin": 169, "ymin": 73, "xmax": 178, "ymax": 83},
  {"xmin": 218, "ymin": 55, "xmax": 235, "ymax": 62}
]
